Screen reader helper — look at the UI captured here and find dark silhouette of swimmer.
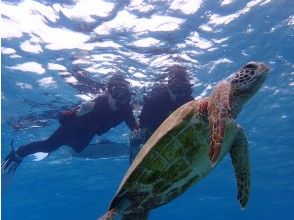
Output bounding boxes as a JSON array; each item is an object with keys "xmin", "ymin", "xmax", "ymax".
[
  {"xmin": 2, "ymin": 75, "xmax": 138, "ymax": 174},
  {"xmin": 130, "ymin": 65, "xmax": 194, "ymax": 163}
]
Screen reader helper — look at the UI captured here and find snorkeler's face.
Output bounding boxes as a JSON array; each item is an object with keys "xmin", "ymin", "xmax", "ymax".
[{"xmin": 110, "ymin": 86, "xmax": 131, "ymax": 104}]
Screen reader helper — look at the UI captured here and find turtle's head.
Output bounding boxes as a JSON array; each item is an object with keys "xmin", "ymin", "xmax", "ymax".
[{"xmin": 228, "ymin": 62, "xmax": 269, "ymax": 116}]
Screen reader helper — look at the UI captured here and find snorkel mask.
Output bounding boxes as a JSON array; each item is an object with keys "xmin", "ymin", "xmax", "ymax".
[
  {"xmin": 108, "ymin": 75, "xmax": 131, "ymax": 104},
  {"xmin": 110, "ymin": 85, "xmax": 131, "ymax": 103}
]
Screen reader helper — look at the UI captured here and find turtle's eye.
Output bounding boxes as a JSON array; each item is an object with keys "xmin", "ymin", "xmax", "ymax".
[{"xmin": 243, "ymin": 63, "xmax": 257, "ymax": 70}]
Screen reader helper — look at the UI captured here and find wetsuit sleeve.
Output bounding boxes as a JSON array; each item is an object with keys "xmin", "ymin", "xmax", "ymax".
[{"xmin": 124, "ymin": 106, "xmax": 138, "ymax": 131}]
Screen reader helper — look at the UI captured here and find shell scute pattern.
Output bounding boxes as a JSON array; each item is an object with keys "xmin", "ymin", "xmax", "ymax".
[
  {"xmin": 184, "ymin": 122, "xmax": 209, "ymax": 163},
  {"xmin": 161, "ymin": 159, "xmax": 190, "ymax": 182},
  {"xmin": 153, "ymin": 177, "xmax": 168, "ymax": 194},
  {"xmin": 133, "ymin": 110, "xmax": 196, "ymax": 178},
  {"xmin": 161, "ymin": 142, "xmax": 185, "ymax": 162},
  {"xmin": 141, "ymin": 150, "xmax": 168, "ymax": 173},
  {"xmin": 138, "ymin": 169, "xmax": 158, "ymax": 185},
  {"xmin": 151, "ymin": 135, "xmax": 184, "ymax": 164}
]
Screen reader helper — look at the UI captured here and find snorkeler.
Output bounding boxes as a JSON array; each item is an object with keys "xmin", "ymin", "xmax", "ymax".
[
  {"xmin": 2, "ymin": 75, "xmax": 138, "ymax": 174},
  {"xmin": 130, "ymin": 65, "xmax": 194, "ymax": 163}
]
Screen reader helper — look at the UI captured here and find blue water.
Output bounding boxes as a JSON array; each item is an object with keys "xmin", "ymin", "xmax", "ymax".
[{"xmin": 1, "ymin": 0, "xmax": 294, "ymax": 219}]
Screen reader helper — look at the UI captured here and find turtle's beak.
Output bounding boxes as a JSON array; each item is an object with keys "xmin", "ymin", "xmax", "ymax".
[{"xmin": 258, "ymin": 63, "xmax": 270, "ymax": 74}]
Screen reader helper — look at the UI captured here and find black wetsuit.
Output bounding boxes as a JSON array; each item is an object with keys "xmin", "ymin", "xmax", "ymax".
[
  {"xmin": 16, "ymin": 95, "xmax": 137, "ymax": 157},
  {"xmin": 140, "ymin": 85, "xmax": 194, "ymax": 136}
]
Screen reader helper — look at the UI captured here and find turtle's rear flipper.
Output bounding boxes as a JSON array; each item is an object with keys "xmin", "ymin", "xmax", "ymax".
[
  {"xmin": 122, "ymin": 211, "xmax": 149, "ymax": 220},
  {"xmin": 1, "ymin": 147, "xmax": 23, "ymax": 192},
  {"xmin": 229, "ymin": 125, "xmax": 250, "ymax": 208},
  {"xmin": 1, "ymin": 150, "xmax": 22, "ymax": 175}
]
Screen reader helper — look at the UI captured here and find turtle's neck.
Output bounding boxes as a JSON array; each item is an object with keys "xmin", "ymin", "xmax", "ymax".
[{"xmin": 230, "ymin": 90, "xmax": 254, "ymax": 119}]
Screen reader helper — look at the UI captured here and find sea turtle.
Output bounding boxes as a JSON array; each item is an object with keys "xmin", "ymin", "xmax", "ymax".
[{"xmin": 99, "ymin": 62, "xmax": 269, "ymax": 220}]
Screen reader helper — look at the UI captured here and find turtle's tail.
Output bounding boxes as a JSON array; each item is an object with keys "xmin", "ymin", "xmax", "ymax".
[{"xmin": 98, "ymin": 208, "xmax": 118, "ymax": 220}]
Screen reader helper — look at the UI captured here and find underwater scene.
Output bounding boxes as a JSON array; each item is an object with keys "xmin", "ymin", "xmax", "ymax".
[{"xmin": 1, "ymin": 0, "xmax": 294, "ymax": 219}]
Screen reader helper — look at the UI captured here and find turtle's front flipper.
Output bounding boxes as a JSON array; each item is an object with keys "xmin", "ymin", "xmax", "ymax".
[
  {"xmin": 230, "ymin": 125, "xmax": 250, "ymax": 208},
  {"xmin": 208, "ymin": 81, "xmax": 232, "ymax": 166}
]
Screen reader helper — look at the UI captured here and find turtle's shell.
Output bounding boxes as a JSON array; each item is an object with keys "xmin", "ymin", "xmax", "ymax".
[{"xmin": 110, "ymin": 99, "xmax": 236, "ymax": 213}]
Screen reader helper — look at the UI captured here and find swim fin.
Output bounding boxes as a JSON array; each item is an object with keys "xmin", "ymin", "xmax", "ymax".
[{"xmin": 1, "ymin": 141, "xmax": 23, "ymax": 174}]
